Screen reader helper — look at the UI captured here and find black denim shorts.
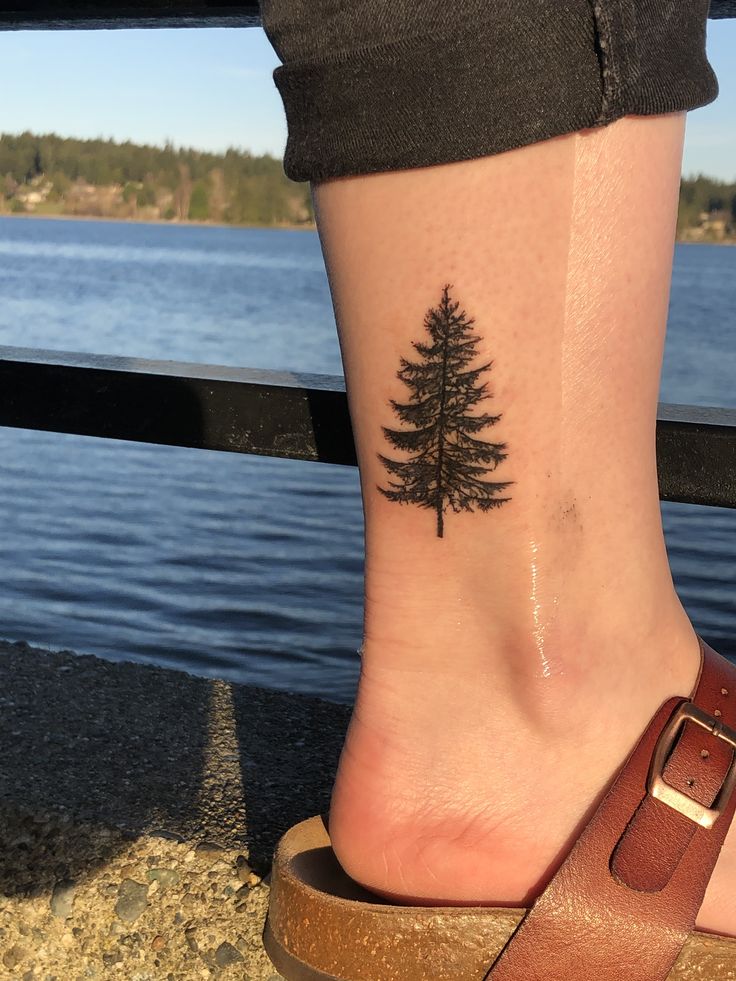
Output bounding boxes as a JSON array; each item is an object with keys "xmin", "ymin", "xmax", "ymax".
[{"xmin": 260, "ymin": 0, "xmax": 735, "ymax": 183}]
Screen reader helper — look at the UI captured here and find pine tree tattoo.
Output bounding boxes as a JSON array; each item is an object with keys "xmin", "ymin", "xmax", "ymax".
[{"xmin": 378, "ymin": 284, "xmax": 511, "ymax": 538}]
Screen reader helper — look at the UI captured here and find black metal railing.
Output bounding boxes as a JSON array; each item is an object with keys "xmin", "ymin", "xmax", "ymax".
[
  {"xmin": 0, "ymin": 2, "xmax": 261, "ymax": 30},
  {"xmin": 0, "ymin": 347, "xmax": 356, "ymax": 466},
  {"xmin": 2, "ymin": 0, "xmax": 734, "ymax": 31},
  {"xmin": 1, "ymin": 346, "xmax": 735, "ymax": 509}
]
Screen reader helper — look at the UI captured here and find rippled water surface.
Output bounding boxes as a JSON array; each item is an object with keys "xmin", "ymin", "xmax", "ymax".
[{"xmin": 0, "ymin": 218, "xmax": 734, "ymax": 702}]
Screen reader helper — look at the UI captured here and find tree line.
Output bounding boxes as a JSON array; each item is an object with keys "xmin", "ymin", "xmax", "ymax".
[
  {"xmin": 0, "ymin": 131, "xmax": 734, "ymax": 236},
  {"xmin": 0, "ymin": 131, "xmax": 314, "ymax": 226}
]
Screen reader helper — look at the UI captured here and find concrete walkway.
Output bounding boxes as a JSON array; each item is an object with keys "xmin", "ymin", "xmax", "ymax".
[{"xmin": 0, "ymin": 640, "xmax": 350, "ymax": 979}]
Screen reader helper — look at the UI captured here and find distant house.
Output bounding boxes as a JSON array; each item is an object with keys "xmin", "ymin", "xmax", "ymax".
[{"xmin": 681, "ymin": 208, "xmax": 734, "ymax": 242}]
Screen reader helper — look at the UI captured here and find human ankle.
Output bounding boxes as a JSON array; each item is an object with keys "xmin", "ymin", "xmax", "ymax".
[
  {"xmin": 330, "ymin": 616, "xmax": 701, "ymax": 904},
  {"xmin": 359, "ymin": 581, "xmax": 700, "ymax": 732}
]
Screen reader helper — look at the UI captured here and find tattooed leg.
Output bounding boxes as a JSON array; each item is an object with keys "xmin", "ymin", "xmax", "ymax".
[{"xmin": 312, "ymin": 114, "xmax": 734, "ymax": 935}]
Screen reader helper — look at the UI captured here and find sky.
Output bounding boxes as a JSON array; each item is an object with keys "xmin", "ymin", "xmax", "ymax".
[{"xmin": 0, "ymin": 19, "xmax": 734, "ymax": 179}]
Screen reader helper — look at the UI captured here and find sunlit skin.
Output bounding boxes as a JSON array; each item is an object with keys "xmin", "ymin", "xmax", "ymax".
[{"xmin": 310, "ymin": 113, "xmax": 736, "ymax": 935}]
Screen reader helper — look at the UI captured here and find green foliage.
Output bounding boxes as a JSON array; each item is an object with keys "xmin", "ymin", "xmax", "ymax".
[
  {"xmin": 137, "ymin": 184, "xmax": 156, "ymax": 208},
  {"xmin": 50, "ymin": 171, "xmax": 70, "ymax": 195},
  {"xmin": 0, "ymin": 131, "xmax": 314, "ymax": 227},
  {"xmin": 188, "ymin": 181, "xmax": 209, "ymax": 221}
]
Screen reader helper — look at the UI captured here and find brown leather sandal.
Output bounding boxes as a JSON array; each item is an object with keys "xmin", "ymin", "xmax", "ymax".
[{"xmin": 264, "ymin": 640, "xmax": 736, "ymax": 980}]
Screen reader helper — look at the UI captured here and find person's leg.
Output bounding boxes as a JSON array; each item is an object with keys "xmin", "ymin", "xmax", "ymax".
[{"xmin": 312, "ymin": 112, "xmax": 736, "ymax": 936}]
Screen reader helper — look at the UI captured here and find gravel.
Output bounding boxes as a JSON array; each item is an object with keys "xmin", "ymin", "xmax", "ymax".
[{"xmin": 0, "ymin": 639, "xmax": 351, "ymax": 979}]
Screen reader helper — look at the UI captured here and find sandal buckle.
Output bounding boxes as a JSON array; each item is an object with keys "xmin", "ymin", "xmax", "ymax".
[{"xmin": 647, "ymin": 702, "xmax": 736, "ymax": 829}]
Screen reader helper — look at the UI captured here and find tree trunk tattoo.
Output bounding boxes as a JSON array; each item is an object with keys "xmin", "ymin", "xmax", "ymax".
[{"xmin": 378, "ymin": 285, "xmax": 511, "ymax": 538}]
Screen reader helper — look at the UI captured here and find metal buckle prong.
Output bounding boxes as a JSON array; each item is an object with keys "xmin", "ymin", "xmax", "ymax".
[{"xmin": 647, "ymin": 702, "xmax": 736, "ymax": 830}]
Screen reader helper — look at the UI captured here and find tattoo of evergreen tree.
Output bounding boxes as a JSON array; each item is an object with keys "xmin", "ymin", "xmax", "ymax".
[{"xmin": 378, "ymin": 284, "xmax": 511, "ymax": 538}]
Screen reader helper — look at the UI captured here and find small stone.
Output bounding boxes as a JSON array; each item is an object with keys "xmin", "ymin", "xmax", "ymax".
[
  {"xmin": 114, "ymin": 879, "xmax": 148, "ymax": 924},
  {"xmin": 151, "ymin": 936, "xmax": 167, "ymax": 952},
  {"xmin": 183, "ymin": 851, "xmax": 196, "ymax": 864},
  {"xmin": 247, "ymin": 872, "xmax": 261, "ymax": 886},
  {"xmin": 215, "ymin": 942, "xmax": 244, "ymax": 968},
  {"xmin": 149, "ymin": 830, "xmax": 185, "ymax": 842},
  {"xmin": 235, "ymin": 856, "xmax": 253, "ymax": 883},
  {"xmin": 184, "ymin": 928, "xmax": 199, "ymax": 953},
  {"xmin": 3, "ymin": 945, "xmax": 28, "ymax": 970},
  {"xmin": 50, "ymin": 880, "xmax": 76, "ymax": 919},
  {"xmin": 147, "ymin": 868, "xmax": 180, "ymax": 888},
  {"xmin": 196, "ymin": 840, "xmax": 225, "ymax": 854}
]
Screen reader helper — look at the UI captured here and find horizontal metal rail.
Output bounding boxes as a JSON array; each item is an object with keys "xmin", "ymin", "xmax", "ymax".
[
  {"xmin": 0, "ymin": 2, "xmax": 260, "ymax": 30},
  {"xmin": 1, "ymin": 346, "xmax": 736, "ymax": 508},
  {"xmin": 2, "ymin": 0, "xmax": 733, "ymax": 30},
  {"xmin": 0, "ymin": 346, "xmax": 356, "ymax": 467}
]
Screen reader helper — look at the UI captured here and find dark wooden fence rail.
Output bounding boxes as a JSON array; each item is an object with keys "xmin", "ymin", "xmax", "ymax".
[{"xmin": 1, "ymin": 346, "xmax": 735, "ymax": 509}]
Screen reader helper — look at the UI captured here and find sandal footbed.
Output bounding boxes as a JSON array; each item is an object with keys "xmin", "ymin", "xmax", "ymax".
[{"xmin": 264, "ymin": 815, "xmax": 736, "ymax": 981}]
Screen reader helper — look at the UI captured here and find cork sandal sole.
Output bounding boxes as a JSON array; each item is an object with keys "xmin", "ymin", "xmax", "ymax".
[{"xmin": 264, "ymin": 816, "xmax": 736, "ymax": 981}]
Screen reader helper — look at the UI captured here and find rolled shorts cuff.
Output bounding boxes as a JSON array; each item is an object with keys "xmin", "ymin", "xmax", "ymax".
[{"xmin": 269, "ymin": 0, "xmax": 718, "ymax": 183}]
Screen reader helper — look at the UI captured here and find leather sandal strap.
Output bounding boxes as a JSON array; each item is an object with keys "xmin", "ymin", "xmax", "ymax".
[{"xmin": 486, "ymin": 640, "xmax": 736, "ymax": 981}]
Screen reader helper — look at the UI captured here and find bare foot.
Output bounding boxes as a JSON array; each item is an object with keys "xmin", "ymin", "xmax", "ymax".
[{"xmin": 329, "ymin": 630, "xmax": 736, "ymax": 938}]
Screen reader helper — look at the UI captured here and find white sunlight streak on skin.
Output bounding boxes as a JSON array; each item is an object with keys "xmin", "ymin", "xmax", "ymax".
[{"xmin": 529, "ymin": 538, "xmax": 553, "ymax": 680}]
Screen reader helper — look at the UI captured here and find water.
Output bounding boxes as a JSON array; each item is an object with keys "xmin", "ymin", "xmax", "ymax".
[{"xmin": 0, "ymin": 217, "xmax": 734, "ymax": 703}]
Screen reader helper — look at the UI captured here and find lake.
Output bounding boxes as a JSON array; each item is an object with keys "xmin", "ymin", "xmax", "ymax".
[{"xmin": 0, "ymin": 217, "xmax": 734, "ymax": 702}]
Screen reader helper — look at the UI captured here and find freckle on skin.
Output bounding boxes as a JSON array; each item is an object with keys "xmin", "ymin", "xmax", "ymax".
[{"xmin": 558, "ymin": 499, "xmax": 581, "ymax": 532}]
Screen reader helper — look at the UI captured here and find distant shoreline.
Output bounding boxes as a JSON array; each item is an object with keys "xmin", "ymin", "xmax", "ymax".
[
  {"xmin": 0, "ymin": 211, "xmax": 316, "ymax": 233},
  {"xmin": 1, "ymin": 211, "xmax": 733, "ymax": 243}
]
